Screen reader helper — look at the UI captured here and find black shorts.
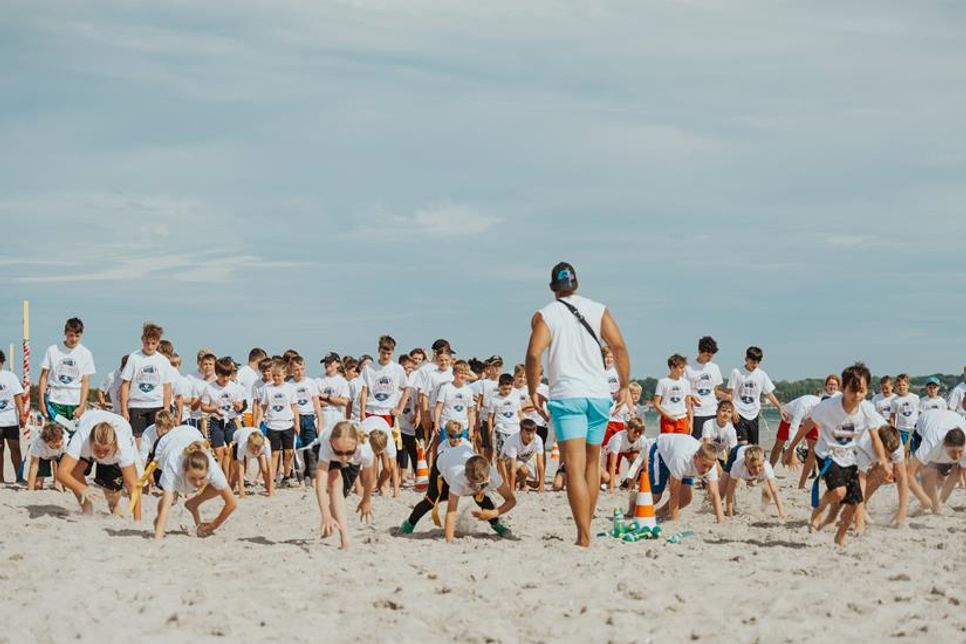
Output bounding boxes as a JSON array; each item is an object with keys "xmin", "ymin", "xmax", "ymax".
[
  {"xmin": 0, "ymin": 426, "xmax": 19, "ymax": 441},
  {"xmin": 38, "ymin": 457, "xmax": 58, "ymax": 478},
  {"xmin": 822, "ymin": 460, "xmax": 862, "ymax": 505},
  {"xmin": 480, "ymin": 423, "xmax": 493, "ymax": 450},
  {"xmin": 269, "ymin": 428, "xmax": 295, "ymax": 452},
  {"xmin": 128, "ymin": 407, "xmax": 161, "ymax": 437},
  {"xmin": 734, "ymin": 415, "xmax": 760, "ymax": 445},
  {"xmin": 535, "ymin": 425, "xmax": 548, "ymax": 445},
  {"xmin": 330, "ymin": 461, "xmax": 361, "ymax": 497},
  {"xmin": 692, "ymin": 415, "xmax": 715, "ymax": 440},
  {"xmin": 929, "ymin": 462, "xmax": 955, "ymax": 477},
  {"xmin": 209, "ymin": 418, "xmax": 237, "ymax": 448},
  {"xmin": 93, "ymin": 463, "xmax": 124, "ymax": 492}
]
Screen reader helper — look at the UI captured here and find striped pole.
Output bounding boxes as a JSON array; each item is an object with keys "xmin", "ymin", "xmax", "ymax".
[{"xmin": 22, "ymin": 300, "xmax": 31, "ymax": 430}]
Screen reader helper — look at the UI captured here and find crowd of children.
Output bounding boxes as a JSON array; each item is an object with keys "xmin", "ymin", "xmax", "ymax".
[{"xmin": 3, "ymin": 318, "xmax": 964, "ymax": 549}]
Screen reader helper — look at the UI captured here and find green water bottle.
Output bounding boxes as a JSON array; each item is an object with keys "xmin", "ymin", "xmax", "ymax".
[
  {"xmin": 611, "ymin": 507, "xmax": 626, "ymax": 538},
  {"xmin": 667, "ymin": 530, "xmax": 695, "ymax": 544}
]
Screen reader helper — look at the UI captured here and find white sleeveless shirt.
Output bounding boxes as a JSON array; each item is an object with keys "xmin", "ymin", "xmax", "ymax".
[{"xmin": 537, "ymin": 294, "xmax": 610, "ymax": 401}]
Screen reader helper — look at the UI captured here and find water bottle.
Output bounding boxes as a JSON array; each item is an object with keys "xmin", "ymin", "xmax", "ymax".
[
  {"xmin": 666, "ymin": 530, "xmax": 695, "ymax": 544},
  {"xmin": 611, "ymin": 507, "xmax": 626, "ymax": 537}
]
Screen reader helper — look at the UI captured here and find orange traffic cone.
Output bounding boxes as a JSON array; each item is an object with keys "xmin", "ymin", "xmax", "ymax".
[
  {"xmin": 550, "ymin": 443, "xmax": 559, "ymax": 461},
  {"xmin": 632, "ymin": 470, "xmax": 657, "ymax": 531},
  {"xmin": 414, "ymin": 444, "xmax": 430, "ymax": 493}
]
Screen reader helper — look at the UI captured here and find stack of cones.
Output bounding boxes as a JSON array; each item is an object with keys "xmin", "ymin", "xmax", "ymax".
[{"xmin": 414, "ymin": 443, "xmax": 430, "ymax": 493}]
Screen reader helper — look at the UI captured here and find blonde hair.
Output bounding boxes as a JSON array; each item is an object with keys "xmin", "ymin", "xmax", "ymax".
[
  {"xmin": 629, "ymin": 382, "xmax": 643, "ymax": 394},
  {"xmin": 247, "ymin": 432, "xmax": 267, "ymax": 454},
  {"xmin": 878, "ymin": 426, "xmax": 901, "ymax": 454},
  {"xmin": 444, "ymin": 420, "xmax": 463, "ymax": 437},
  {"xmin": 696, "ymin": 442, "xmax": 718, "ymax": 463},
  {"xmin": 464, "ymin": 455, "xmax": 490, "ymax": 483},
  {"xmin": 92, "ymin": 422, "xmax": 118, "ymax": 454},
  {"xmin": 368, "ymin": 430, "xmax": 388, "ymax": 455},
  {"xmin": 331, "ymin": 420, "xmax": 361, "ymax": 444},
  {"xmin": 41, "ymin": 423, "xmax": 64, "ymax": 445},
  {"xmin": 626, "ymin": 417, "xmax": 645, "ymax": 433},
  {"xmin": 154, "ymin": 410, "xmax": 176, "ymax": 433},
  {"xmin": 742, "ymin": 445, "xmax": 765, "ymax": 466},
  {"xmin": 182, "ymin": 441, "xmax": 210, "ymax": 474}
]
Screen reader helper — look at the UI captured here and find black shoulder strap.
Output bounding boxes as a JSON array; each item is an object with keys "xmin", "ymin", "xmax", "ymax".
[{"xmin": 556, "ymin": 298, "xmax": 606, "ymax": 366}]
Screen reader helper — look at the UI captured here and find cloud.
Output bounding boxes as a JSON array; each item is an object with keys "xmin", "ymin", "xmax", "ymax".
[{"xmin": 349, "ymin": 202, "xmax": 502, "ymax": 240}]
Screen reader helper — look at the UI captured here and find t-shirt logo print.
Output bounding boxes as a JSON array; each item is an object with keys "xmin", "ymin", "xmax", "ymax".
[
  {"xmin": 374, "ymin": 376, "xmax": 392, "ymax": 402},
  {"xmin": 740, "ymin": 383, "xmax": 757, "ymax": 405},
  {"xmin": 137, "ymin": 366, "xmax": 160, "ymax": 393},
  {"xmin": 669, "ymin": 386, "xmax": 683, "ymax": 405},
  {"xmin": 57, "ymin": 358, "xmax": 80, "ymax": 385},
  {"xmin": 833, "ymin": 422, "xmax": 856, "ymax": 446},
  {"xmin": 695, "ymin": 374, "xmax": 712, "ymax": 397},
  {"xmin": 900, "ymin": 403, "xmax": 913, "ymax": 418},
  {"xmin": 296, "ymin": 387, "xmax": 309, "ymax": 407},
  {"xmin": 272, "ymin": 393, "xmax": 286, "ymax": 413}
]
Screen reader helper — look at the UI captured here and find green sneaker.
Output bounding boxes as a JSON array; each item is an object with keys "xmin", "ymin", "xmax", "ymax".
[
  {"xmin": 400, "ymin": 520, "xmax": 414, "ymax": 535},
  {"xmin": 491, "ymin": 522, "xmax": 509, "ymax": 538}
]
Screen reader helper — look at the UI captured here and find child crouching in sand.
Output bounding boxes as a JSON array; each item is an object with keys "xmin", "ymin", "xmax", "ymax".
[
  {"xmin": 720, "ymin": 445, "xmax": 786, "ymax": 519},
  {"xmin": 26, "ymin": 423, "xmax": 65, "ymax": 490},
  {"xmin": 153, "ymin": 425, "xmax": 236, "ymax": 540}
]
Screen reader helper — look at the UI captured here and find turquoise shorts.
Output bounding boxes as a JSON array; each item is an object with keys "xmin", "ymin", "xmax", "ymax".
[{"xmin": 547, "ymin": 398, "xmax": 612, "ymax": 446}]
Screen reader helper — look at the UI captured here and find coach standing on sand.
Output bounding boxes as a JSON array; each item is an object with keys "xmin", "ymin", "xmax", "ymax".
[{"xmin": 525, "ymin": 262, "xmax": 631, "ymax": 547}]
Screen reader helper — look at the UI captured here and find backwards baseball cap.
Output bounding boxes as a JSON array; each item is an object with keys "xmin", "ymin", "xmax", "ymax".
[
  {"xmin": 486, "ymin": 354, "xmax": 504, "ymax": 366},
  {"xmin": 925, "ymin": 376, "xmax": 942, "ymax": 387},
  {"xmin": 550, "ymin": 262, "xmax": 578, "ymax": 292},
  {"xmin": 432, "ymin": 339, "xmax": 454, "ymax": 354},
  {"xmin": 320, "ymin": 352, "xmax": 341, "ymax": 364}
]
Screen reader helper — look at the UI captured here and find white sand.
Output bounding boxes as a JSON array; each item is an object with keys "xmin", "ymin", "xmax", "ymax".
[{"xmin": 0, "ymin": 465, "xmax": 963, "ymax": 643}]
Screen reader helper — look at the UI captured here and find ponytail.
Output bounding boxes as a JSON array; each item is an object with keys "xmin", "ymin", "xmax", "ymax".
[{"xmin": 182, "ymin": 441, "xmax": 210, "ymax": 474}]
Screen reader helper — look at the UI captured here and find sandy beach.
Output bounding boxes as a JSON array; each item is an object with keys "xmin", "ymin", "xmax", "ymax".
[{"xmin": 0, "ymin": 460, "xmax": 962, "ymax": 644}]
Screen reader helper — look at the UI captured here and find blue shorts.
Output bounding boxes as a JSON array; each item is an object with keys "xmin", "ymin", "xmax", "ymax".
[
  {"xmin": 547, "ymin": 397, "xmax": 612, "ymax": 446},
  {"xmin": 899, "ymin": 430, "xmax": 921, "ymax": 452},
  {"xmin": 723, "ymin": 446, "xmax": 741, "ymax": 474},
  {"xmin": 647, "ymin": 442, "xmax": 694, "ymax": 496}
]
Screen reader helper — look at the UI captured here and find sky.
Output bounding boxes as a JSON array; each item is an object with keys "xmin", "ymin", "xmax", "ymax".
[{"xmin": 1, "ymin": 1, "xmax": 964, "ymax": 382}]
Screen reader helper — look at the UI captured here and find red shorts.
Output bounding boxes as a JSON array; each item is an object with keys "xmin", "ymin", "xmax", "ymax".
[
  {"xmin": 602, "ymin": 421, "xmax": 625, "ymax": 448},
  {"xmin": 776, "ymin": 420, "xmax": 818, "ymax": 442},
  {"xmin": 660, "ymin": 417, "xmax": 690, "ymax": 435}
]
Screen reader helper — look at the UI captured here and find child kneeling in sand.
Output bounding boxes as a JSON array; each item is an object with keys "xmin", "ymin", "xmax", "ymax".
[
  {"xmin": 905, "ymin": 409, "xmax": 965, "ymax": 515},
  {"xmin": 401, "ymin": 440, "xmax": 516, "ymax": 542},
  {"xmin": 500, "ymin": 418, "xmax": 545, "ymax": 492},
  {"xmin": 626, "ymin": 434, "xmax": 724, "ymax": 523},
  {"xmin": 315, "ymin": 421, "xmax": 383, "ymax": 550},
  {"xmin": 232, "ymin": 426, "xmax": 275, "ymax": 498},
  {"xmin": 57, "ymin": 409, "xmax": 141, "ymax": 519},
  {"xmin": 154, "ymin": 425, "xmax": 236, "ymax": 540},
  {"xmin": 26, "ymin": 423, "xmax": 66, "ymax": 490},
  {"xmin": 720, "ymin": 445, "xmax": 786, "ymax": 519}
]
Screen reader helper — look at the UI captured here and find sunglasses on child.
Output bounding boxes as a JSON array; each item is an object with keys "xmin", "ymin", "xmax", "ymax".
[{"xmin": 333, "ymin": 448, "xmax": 355, "ymax": 457}]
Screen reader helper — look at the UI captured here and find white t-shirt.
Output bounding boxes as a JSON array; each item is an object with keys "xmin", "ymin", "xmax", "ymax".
[
  {"xmin": 489, "ymin": 392, "xmax": 522, "ymax": 435},
  {"xmin": 914, "ymin": 409, "xmax": 966, "ymax": 465},
  {"xmin": 473, "ymin": 378, "xmax": 499, "ymax": 418},
  {"xmin": 174, "ymin": 375, "xmax": 194, "ymax": 422},
  {"xmin": 655, "ymin": 434, "xmax": 719, "ymax": 482},
  {"xmin": 421, "ymin": 367, "xmax": 454, "ymax": 409},
  {"xmin": 655, "ymin": 377, "xmax": 691, "ymax": 420},
  {"xmin": 686, "ymin": 361, "xmax": 723, "ymax": 417},
  {"xmin": 236, "ymin": 365, "xmax": 259, "ymax": 405},
  {"xmin": 727, "ymin": 367, "xmax": 776, "ymax": 421},
  {"xmin": 892, "ymin": 394, "xmax": 920, "ymax": 431},
  {"xmin": 606, "ymin": 429, "xmax": 645, "ymax": 455},
  {"xmin": 156, "ymin": 426, "xmax": 228, "ymax": 496},
  {"xmin": 538, "ymin": 295, "xmax": 610, "ymax": 401},
  {"xmin": 524, "ymin": 382, "xmax": 550, "ymax": 426},
  {"xmin": 361, "ymin": 361, "xmax": 407, "ymax": 415},
  {"xmin": 348, "ymin": 377, "xmax": 364, "ymax": 421},
  {"xmin": 784, "ymin": 395, "xmax": 822, "ymax": 436},
  {"xmin": 138, "ymin": 424, "xmax": 159, "ymax": 463},
  {"xmin": 233, "ymin": 427, "xmax": 271, "ymax": 461},
  {"xmin": 41, "ymin": 342, "xmax": 96, "ymax": 406},
  {"xmin": 359, "ymin": 415, "xmax": 396, "ymax": 458},
  {"xmin": 120, "ymin": 350, "xmax": 175, "ymax": 408},
  {"xmin": 187, "ymin": 375, "xmax": 212, "ymax": 421},
  {"xmin": 0, "ymin": 371, "xmax": 25, "ymax": 426},
  {"xmin": 728, "ymin": 446, "xmax": 776, "ymax": 481},
  {"xmin": 259, "ymin": 383, "xmax": 296, "ymax": 431},
  {"xmin": 98, "ymin": 369, "xmax": 121, "ymax": 410},
  {"xmin": 65, "ymin": 410, "xmax": 137, "ymax": 467},
  {"xmin": 948, "ymin": 382, "xmax": 966, "ymax": 417},
  {"xmin": 501, "ymin": 432, "xmax": 544, "ymax": 463},
  {"xmin": 701, "ymin": 419, "xmax": 738, "ymax": 459},
  {"xmin": 855, "ymin": 429, "xmax": 904, "ymax": 473},
  {"xmin": 30, "ymin": 433, "xmax": 65, "ymax": 460},
  {"xmin": 318, "ymin": 375, "xmax": 350, "ymax": 419},
  {"xmin": 811, "ymin": 398, "xmax": 886, "ymax": 467},
  {"xmin": 604, "ymin": 367, "xmax": 620, "ymax": 395},
  {"xmin": 318, "ymin": 429, "xmax": 374, "ymax": 467},
  {"xmin": 289, "ymin": 378, "xmax": 320, "ymax": 417},
  {"xmin": 920, "ymin": 395, "xmax": 947, "ymax": 414},
  {"xmin": 397, "ymin": 375, "xmax": 418, "ymax": 435},
  {"xmin": 439, "ymin": 442, "xmax": 504, "ymax": 497},
  {"xmin": 202, "ymin": 381, "xmax": 246, "ymax": 421},
  {"xmin": 871, "ymin": 393, "xmax": 897, "ymax": 421},
  {"xmin": 436, "ymin": 382, "xmax": 475, "ymax": 428}
]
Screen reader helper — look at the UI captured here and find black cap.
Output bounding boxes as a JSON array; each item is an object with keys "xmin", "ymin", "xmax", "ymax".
[
  {"xmin": 432, "ymin": 339, "xmax": 454, "ymax": 353},
  {"xmin": 320, "ymin": 352, "xmax": 341, "ymax": 364},
  {"xmin": 550, "ymin": 262, "xmax": 578, "ymax": 291},
  {"xmin": 486, "ymin": 355, "xmax": 504, "ymax": 366}
]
